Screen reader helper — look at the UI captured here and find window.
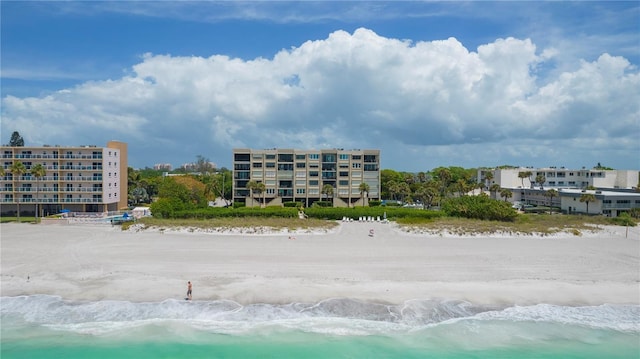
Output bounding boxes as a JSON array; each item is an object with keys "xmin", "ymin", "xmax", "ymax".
[
  {"xmin": 277, "ymin": 163, "xmax": 293, "ymax": 171},
  {"xmin": 265, "ymin": 171, "xmax": 276, "ymax": 178},
  {"xmin": 266, "ymin": 162, "xmax": 275, "ymax": 168},
  {"xmin": 339, "ymin": 171, "xmax": 349, "ymax": 177},
  {"xmin": 265, "ymin": 154, "xmax": 276, "ymax": 159},
  {"xmin": 309, "ymin": 154, "xmax": 319, "ymax": 160},
  {"xmin": 339, "ymin": 180, "xmax": 349, "ymax": 186},
  {"xmin": 266, "ymin": 188, "xmax": 275, "ymax": 194},
  {"xmin": 295, "ymin": 180, "xmax": 306, "ymax": 186},
  {"xmin": 297, "ymin": 188, "xmax": 306, "ymax": 194},
  {"xmin": 252, "ymin": 162, "xmax": 262, "ymax": 168},
  {"xmin": 352, "ymin": 163, "xmax": 361, "ymax": 169},
  {"xmin": 309, "ymin": 171, "xmax": 318, "ymax": 177},
  {"xmin": 296, "ymin": 163, "xmax": 306, "ymax": 168},
  {"xmin": 309, "ymin": 180, "xmax": 319, "ymax": 186},
  {"xmin": 295, "ymin": 171, "xmax": 306, "ymax": 178},
  {"xmin": 339, "ymin": 154, "xmax": 349, "ymax": 160},
  {"xmin": 352, "ymin": 155, "xmax": 361, "ymax": 160},
  {"xmin": 295, "ymin": 154, "xmax": 306, "ymax": 160}
]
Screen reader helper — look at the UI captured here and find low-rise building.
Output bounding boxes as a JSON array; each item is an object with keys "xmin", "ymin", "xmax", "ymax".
[{"xmin": 559, "ymin": 189, "xmax": 640, "ymax": 217}]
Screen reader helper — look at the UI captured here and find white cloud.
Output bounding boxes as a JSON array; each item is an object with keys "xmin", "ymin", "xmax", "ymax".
[{"xmin": 2, "ymin": 28, "xmax": 638, "ymax": 170}]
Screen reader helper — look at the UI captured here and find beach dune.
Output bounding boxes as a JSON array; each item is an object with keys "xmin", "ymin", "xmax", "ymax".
[{"xmin": 1, "ymin": 222, "xmax": 638, "ymax": 306}]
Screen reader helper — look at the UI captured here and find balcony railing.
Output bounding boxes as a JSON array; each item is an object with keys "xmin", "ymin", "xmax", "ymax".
[
  {"xmin": 2, "ymin": 198, "xmax": 105, "ymax": 203},
  {"xmin": 2, "ymin": 154, "xmax": 103, "ymax": 160}
]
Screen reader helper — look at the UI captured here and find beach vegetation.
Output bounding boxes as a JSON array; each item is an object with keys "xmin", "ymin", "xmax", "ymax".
[
  {"xmin": 441, "ymin": 195, "xmax": 518, "ymax": 222},
  {"xmin": 396, "ymin": 214, "xmax": 622, "ymax": 236}
]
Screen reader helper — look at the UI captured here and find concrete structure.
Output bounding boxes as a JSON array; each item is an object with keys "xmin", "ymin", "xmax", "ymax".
[
  {"xmin": 232, "ymin": 148, "xmax": 380, "ymax": 207},
  {"xmin": 1, "ymin": 141, "xmax": 128, "ymax": 216}
]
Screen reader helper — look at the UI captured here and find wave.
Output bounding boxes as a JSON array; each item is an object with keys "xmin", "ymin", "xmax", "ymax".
[{"xmin": 1, "ymin": 295, "xmax": 638, "ymax": 336}]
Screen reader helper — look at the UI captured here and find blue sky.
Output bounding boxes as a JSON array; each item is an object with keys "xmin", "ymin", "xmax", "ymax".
[{"xmin": 1, "ymin": 1, "xmax": 639, "ymax": 171}]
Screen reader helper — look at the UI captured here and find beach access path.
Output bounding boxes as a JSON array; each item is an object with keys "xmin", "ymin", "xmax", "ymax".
[{"xmin": 1, "ymin": 222, "xmax": 638, "ymax": 306}]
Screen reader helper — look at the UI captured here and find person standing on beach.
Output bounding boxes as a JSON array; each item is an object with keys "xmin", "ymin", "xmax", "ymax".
[{"xmin": 186, "ymin": 281, "xmax": 192, "ymax": 300}]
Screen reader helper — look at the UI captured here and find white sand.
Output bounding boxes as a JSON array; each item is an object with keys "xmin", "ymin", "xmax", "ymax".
[{"xmin": 1, "ymin": 222, "xmax": 638, "ymax": 306}]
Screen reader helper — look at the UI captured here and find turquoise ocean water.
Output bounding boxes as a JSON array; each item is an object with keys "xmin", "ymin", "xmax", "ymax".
[{"xmin": 1, "ymin": 295, "xmax": 638, "ymax": 358}]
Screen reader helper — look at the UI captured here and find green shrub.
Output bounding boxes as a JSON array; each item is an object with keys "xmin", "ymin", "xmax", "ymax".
[
  {"xmin": 609, "ymin": 212, "xmax": 637, "ymax": 227},
  {"xmin": 313, "ymin": 201, "xmax": 332, "ymax": 207},
  {"xmin": 283, "ymin": 201, "xmax": 302, "ymax": 208},
  {"xmin": 233, "ymin": 202, "xmax": 246, "ymax": 208},
  {"xmin": 369, "ymin": 200, "xmax": 382, "ymax": 207},
  {"xmin": 441, "ymin": 196, "xmax": 518, "ymax": 222}
]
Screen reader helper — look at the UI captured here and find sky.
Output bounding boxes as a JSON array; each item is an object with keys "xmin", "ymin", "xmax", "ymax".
[{"xmin": 1, "ymin": 1, "xmax": 639, "ymax": 172}]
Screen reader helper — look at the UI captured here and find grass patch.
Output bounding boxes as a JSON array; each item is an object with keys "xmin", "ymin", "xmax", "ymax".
[
  {"xmin": 0, "ymin": 216, "xmax": 38, "ymax": 224},
  {"xmin": 396, "ymin": 214, "xmax": 614, "ymax": 236},
  {"xmin": 126, "ymin": 216, "xmax": 338, "ymax": 231}
]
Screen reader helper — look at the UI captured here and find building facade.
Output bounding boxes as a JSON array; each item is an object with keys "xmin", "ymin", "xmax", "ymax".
[
  {"xmin": 478, "ymin": 167, "xmax": 639, "ymax": 190},
  {"xmin": 232, "ymin": 148, "xmax": 380, "ymax": 207},
  {"xmin": 478, "ymin": 167, "xmax": 639, "ymax": 217},
  {"xmin": 1, "ymin": 141, "xmax": 128, "ymax": 216},
  {"xmin": 559, "ymin": 189, "xmax": 640, "ymax": 217}
]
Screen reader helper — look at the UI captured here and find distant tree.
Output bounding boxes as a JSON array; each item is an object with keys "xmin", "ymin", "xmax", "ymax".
[
  {"xmin": 359, "ymin": 182, "xmax": 370, "ymax": 207},
  {"xmin": 256, "ymin": 182, "xmax": 266, "ymax": 207},
  {"xmin": 594, "ymin": 162, "xmax": 614, "ymax": 170},
  {"xmin": 246, "ymin": 180, "xmax": 259, "ymax": 207},
  {"xmin": 321, "ymin": 184, "xmax": 334, "ymax": 205},
  {"xmin": 535, "ymin": 174, "xmax": 546, "ymax": 189},
  {"xmin": 483, "ymin": 171, "xmax": 494, "ymax": 191},
  {"xmin": 195, "ymin": 155, "xmax": 215, "ymax": 174},
  {"xmin": 9, "ymin": 161, "xmax": 26, "ymax": 221},
  {"xmin": 518, "ymin": 171, "xmax": 532, "ymax": 188},
  {"xmin": 397, "ymin": 182, "xmax": 411, "ymax": 203},
  {"xmin": 9, "ymin": 131, "xmax": 24, "ymax": 147},
  {"xmin": 30, "ymin": 163, "xmax": 46, "ymax": 218},
  {"xmin": 580, "ymin": 193, "xmax": 597, "ymax": 214},
  {"xmin": 489, "ymin": 184, "xmax": 501, "ymax": 200},
  {"xmin": 500, "ymin": 188, "xmax": 513, "ymax": 202},
  {"xmin": 544, "ymin": 189, "xmax": 559, "ymax": 214},
  {"xmin": 414, "ymin": 181, "xmax": 439, "ymax": 209}
]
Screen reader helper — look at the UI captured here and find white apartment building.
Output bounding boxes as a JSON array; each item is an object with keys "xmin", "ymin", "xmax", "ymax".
[
  {"xmin": 559, "ymin": 189, "xmax": 640, "ymax": 217},
  {"xmin": 232, "ymin": 148, "xmax": 380, "ymax": 208},
  {"xmin": 477, "ymin": 167, "xmax": 639, "ymax": 217},
  {"xmin": 1, "ymin": 141, "xmax": 128, "ymax": 216},
  {"xmin": 478, "ymin": 167, "xmax": 639, "ymax": 190}
]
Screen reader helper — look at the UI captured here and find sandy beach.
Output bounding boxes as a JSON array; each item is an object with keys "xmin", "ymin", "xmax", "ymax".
[{"xmin": 1, "ymin": 221, "xmax": 638, "ymax": 306}]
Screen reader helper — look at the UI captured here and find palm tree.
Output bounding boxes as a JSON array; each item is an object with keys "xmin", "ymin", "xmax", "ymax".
[
  {"xmin": 359, "ymin": 182, "xmax": 370, "ymax": 207},
  {"xmin": 9, "ymin": 161, "xmax": 27, "ymax": 221},
  {"xmin": 545, "ymin": 189, "xmax": 558, "ymax": 214},
  {"xmin": 489, "ymin": 184, "xmax": 501, "ymax": 200},
  {"xmin": 518, "ymin": 170, "xmax": 532, "ymax": 206},
  {"xmin": 580, "ymin": 193, "xmax": 597, "ymax": 214},
  {"xmin": 255, "ymin": 182, "xmax": 266, "ymax": 207},
  {"xmin": 30, "ymin": 164, "xmax": 46, "ymax": 219},
  {"xmin": 518, "ymin": 171, "xmax": 532, "ymax": 188},
  {"xmin": 535, "ymin": 174, "xmax": 546, "ymax": 190},
  {"xmin": 483, "ymin": 171, "xmax": 494, "ymax": 192},
  {"xmin": 387, "ymin": 181, "xmax": 400, "ymax": 201},
  {"xmin": 321, "ymin": 184, "xmax": 334, "ymax": 206},
  {"xmin": 246, "ymin": 180, "xmax": 258, "ymax": 207},
  {"xmin": 500, "ymin": 188, "xmax": 513, "ymax": 202}
]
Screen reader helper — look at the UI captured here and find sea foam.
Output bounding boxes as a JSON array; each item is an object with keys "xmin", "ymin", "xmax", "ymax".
[{"xmin": 1, "ymin": 295, "xmax": 638, "ymax": 336}]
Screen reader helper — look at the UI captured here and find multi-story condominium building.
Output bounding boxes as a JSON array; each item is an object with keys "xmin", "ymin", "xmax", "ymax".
[
  {"xmin": 153, "ymin": 163, "xmax": 173, "ymax": 171},
  {"xmin": 0, "ymin": 141, "xmax": 128, "ymax": 216},
  {"xmin": 232, "ymin": 148, "xmax": 380, "ymax": 208}
]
